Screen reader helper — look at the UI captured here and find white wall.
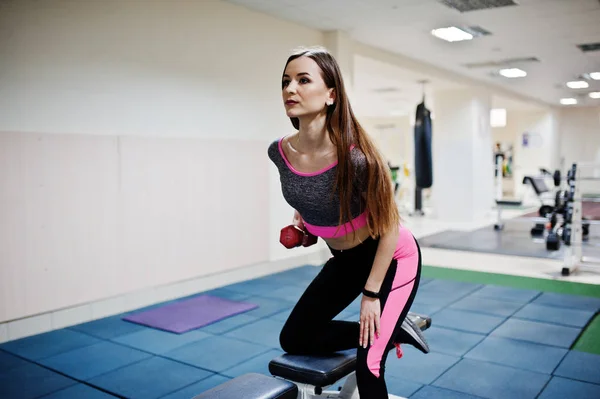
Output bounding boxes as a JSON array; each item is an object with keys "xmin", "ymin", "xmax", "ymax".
[
  {"xmin": 558, "ymin": 107, "xmax": 600, "ymax": 167},
  {"xmin": 558, "ymin": 106, "xmax": 600, "ymax": 193},
  {"xmin": 492, "ymin": 110, "xmax": 560, "ymax": 198},
  {"xmin": 359, "ymin": 116, "xmax": 412, "ymax": 167},
  {"xmin": 0, "ymin": 0, "xmax": 324, "ymax": 322}
]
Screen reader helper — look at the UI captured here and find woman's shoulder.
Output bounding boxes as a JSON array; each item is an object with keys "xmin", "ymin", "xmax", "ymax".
[{"xmin": 267, "ymin": 133, "xmax": 295, "ymax": 162}]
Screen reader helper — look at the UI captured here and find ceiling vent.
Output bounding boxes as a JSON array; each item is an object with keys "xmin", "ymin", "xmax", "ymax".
[
  {"xmin": 461, "ymin": 25, "xmax": 492, "ymax": 37},
  {"xmin": 439, "ymin": 0, "xmax": 519, "ymax": 13},
  {"xmin": 463, "ymin": 56, "xmax": 539, "ymax": 69},
  {"xmin": 576, "ymin": 42, "xmax": 600, "ymax": 53},
  {"xmin": 372, "ymin": 87, "xmax": 401, "ymax": 94}
]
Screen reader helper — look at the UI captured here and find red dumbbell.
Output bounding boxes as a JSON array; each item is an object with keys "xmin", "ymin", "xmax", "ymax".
[{"xmin": 280, "ymin": 225, "xmax": 318, "ymax": 249}]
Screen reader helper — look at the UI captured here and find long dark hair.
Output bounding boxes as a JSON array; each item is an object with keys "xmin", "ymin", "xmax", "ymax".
[{"xmin": 283, "ymin": 46, "xmax": 400, "ymax": 238}]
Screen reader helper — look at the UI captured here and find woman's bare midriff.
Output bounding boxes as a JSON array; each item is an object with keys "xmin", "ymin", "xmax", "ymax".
[{"xmin": 323, "ymin": 224, "xmax": 373, "ymax": 251}]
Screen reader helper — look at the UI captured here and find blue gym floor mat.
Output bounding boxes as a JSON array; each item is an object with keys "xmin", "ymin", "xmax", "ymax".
[
  {"xmin": 385, "ymin": 346, "xmax": 461, "ymax": 385},
  {"xmin": 220, "ymin": 348, "xmax": 283, "ymax": 379},
  {"xmin": 512, "ymin": 303, "xmax": 596, "ymax": 328},
  {"xmin": 162, "ymin": 335, "xmax": 272, "ymax": 372},
  {"xmin": 386, "ymin": 376, "xmax": 424, "ymax": 398},
  {"xmin": 38, "ymin": 384, "xmax": 117, "ymax": 399},
  {"xmin": 532, "ymin": 292, "xmax": 600, "ymax": 311},
  {"xmin": 222, "ymin": 318, "xmax": 285, "ymax": 349},
  {"xmin": 468, "ymin": 285, "xmax": 541, "ymax": 304},
  {"xmin": 196, "ymin": 313, "xmax": 259, "ymax": 334},
  {"xmin": 537, "ymin": 376, "xmax": 600, "ymax": 399},
  {"xmin": 423, "ymin": 326, "xmax": 485, "ymax": 357},
  {"xmin": 491, "ymin": 318, "xmax": 581, "ymax": 348},
  {"xmin": 111, "ymin": 327, "xmax": 212, "ymax": 355},
  {"xmin": 69, "ymin": 315, "xmax": 146, "ymax": 340},
  {"xmin": 553, "ymin": 350, "xmax": 600, "ymax": 385},
  {"xmin": 0, "ymin": 350, "xmax": 30, "ymax": 371},
  {"xmin": 235, "ymin": 295, "xmax": 296, "ymax": 318},
  {"xmin": 0, "ymin": 329, "xmax": 101, "ymax": 361},
  {"xmin": 463, "ymin": 336, "xmax": 568, "ymax": 374},
  {"xmin": 3, "ymin": 265, "xmax": 599, "ymax": 399},
  {"xmin": 449, "ymin": 296, "xmax": 525, "ymax": 317},
  {"xmin": 160, "ymin": 374, "xmax": 232, "ymax": 399},
  {"xmin": 87, "ymin": 356, "xmax": 213, "ymax": 399},
  {"xmin": 0, "ymin": 362, "xmax": 77, "ymax": 399},
  {"xmin": 432, "ymin": 358, "xmax": 551, "ymax": 399},
  {"xmin": 37, "ymin": 341, "xmax": 152, "ymax": 381},
  {"xmin": 428, "ymin": 308, "xmax": 506, "ymax": 335},
  {"xmin": 411, "ymin": 385, "xmax": 487, "ymax": 398}
]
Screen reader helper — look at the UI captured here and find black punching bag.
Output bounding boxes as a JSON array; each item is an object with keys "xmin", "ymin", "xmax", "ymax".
[{"xmin": 414, "ymin": 101, "xmax": 433, "ymax": 188}]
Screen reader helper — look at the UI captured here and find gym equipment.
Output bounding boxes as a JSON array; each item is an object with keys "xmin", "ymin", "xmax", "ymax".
[
  {"xmin": 561, "ymin": 162, "xmax": 600, "ymax": 276},
  {"xmin": 195, "ymin": 312, "xmax": 431, "ymax": 399},
  {"xmin": 193, "ymin": 372, "xmax": 298, "ymax": 399},
  {"xmin": 414, "ymin": 101, "xmax": 432, "ymax": 189},
  {"xmin": 413, "ymin": 85, "xmax": 432, "ymax": 216},
  {"xmin": 531, "ymin": 223, "xmax": 545, "ymax": 237},
  {"xmin": 268, "ymin": 313, "xmax": 430, "ymax": 399},
  {"xmin": 280, "ymin": 225, "xmax": 318, "ymax": 249},
  {"xmin": 546, "ymin": 232, "xmax": 560, "ymax": 251},
  {"xmin": 493, "ymin": 175, "xmax": 550, "ymax": 231}
]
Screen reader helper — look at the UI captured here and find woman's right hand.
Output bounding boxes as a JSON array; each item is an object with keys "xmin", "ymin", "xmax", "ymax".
[{"xmin": 292, "ymin": 209, "xmax": 305, "ymax": 230}]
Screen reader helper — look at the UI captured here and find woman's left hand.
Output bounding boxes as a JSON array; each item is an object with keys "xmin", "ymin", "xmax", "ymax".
[{"xmin": 359, "ymin": 296, "xmax": 380, "ymax": 348}]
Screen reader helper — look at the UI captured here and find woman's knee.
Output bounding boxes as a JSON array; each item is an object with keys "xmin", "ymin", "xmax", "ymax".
[
  {"xmin": 279, "ymin": 321, "xmax": 303, "ymax": 354},
  {"xmin": 356, "ymin": 347, "xmax": 385, "ymax": 380}
]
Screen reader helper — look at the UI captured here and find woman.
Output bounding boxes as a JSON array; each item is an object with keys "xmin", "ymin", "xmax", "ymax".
[{"xmin": 267, "ymin": 46, "xmax": 422, "ymax": 398}]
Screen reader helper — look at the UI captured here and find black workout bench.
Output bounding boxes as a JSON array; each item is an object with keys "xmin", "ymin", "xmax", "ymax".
[{"xmin": 194, "ymin": 312, "xmax": 431, "ymax": 399}]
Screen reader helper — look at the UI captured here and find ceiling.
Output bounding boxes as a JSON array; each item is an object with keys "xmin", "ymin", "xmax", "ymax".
[
  {"xmin": 224, "ymin": 0, "xmax": 600, "ymax": 112},
  {"xmin": 352, "ymin": 54, "xmax": 463, "ymax": 118}
]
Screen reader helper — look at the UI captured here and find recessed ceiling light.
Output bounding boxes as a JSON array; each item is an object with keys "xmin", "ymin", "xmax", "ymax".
[
  {"xmin": 566, "ymin": 80, "xmax": 589, "ymax": 89},
  {"xmin": 499, "ymin": 68, "xmax": 527, "ymax": 78},
  {"xmin": 590, "ymin": 72, "xmax": 600, "ymax": 80},
  {"xmin": 431, "ymin": 27, "xmax": 473, "ymax": 42},
  {"xmin": 560, "ymin": 98, "xmax": 577, "ymax": 105},
  {"xmin": 590, "ymin": 92, "xmax": 600, "ymax": 99}
]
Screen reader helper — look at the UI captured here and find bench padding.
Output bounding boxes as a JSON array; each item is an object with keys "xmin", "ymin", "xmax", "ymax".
[
  {"xmin": 495, "ymin": 199, "xmax": 523, "ymax": 206},
  {"xmin": 269, "ymin": 349, "xmax": 355, "ymax": 388},
  {"xmin": 192, "ymin": 373, "xmax": 298, "ymax": 399}
]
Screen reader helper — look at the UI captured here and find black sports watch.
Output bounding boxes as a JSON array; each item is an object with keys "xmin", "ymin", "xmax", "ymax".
[{"xmin": 362, "ymin": 288, "xmax": 380, "ymax": 299}]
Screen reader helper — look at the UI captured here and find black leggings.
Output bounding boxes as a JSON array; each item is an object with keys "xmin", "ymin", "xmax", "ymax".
[{"xmin": 279, "ymin": 228, "xmax": 422, "ymax": 398}]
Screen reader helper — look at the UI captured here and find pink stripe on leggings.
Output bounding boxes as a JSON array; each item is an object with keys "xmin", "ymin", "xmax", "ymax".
[{"xmin": 366, "ymin": 225, "xmax": 419, "ymax": 378}]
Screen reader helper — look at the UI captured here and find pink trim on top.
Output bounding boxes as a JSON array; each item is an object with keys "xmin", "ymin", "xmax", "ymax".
[
  {"xmin": 277, "ymin": 136, "xmax": 356, "ymax": 177},
  {"xmin": 303, "ymin": 211, "xmax": 368, "ymax": 238}
]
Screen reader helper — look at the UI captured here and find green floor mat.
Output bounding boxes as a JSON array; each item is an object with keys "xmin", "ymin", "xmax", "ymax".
[{"xmin": 573, "ymin": 313, "xmax": 600, "ymax": 355}]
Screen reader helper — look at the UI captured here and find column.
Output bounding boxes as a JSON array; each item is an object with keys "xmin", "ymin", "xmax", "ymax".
[
  {"xmin": 324, "ymin": 30, "xmax": 354, "ymax": 98},
  {"xmin": 431, "ymin": 88, "xmax": 494, "ymax": 222}
]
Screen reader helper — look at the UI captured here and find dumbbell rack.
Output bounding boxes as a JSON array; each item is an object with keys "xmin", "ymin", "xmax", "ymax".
[{"xmin": 561, "ymin": 162, "xmax": 600, "ymax": 276}]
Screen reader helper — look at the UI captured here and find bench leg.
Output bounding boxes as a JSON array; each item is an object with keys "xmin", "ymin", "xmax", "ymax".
[
  {"xmin": 333, "ymin": 372, "xmax": 358, "ymax": 399},
  {"xmin": 286, "ymin": 375, "xmax": 409, "ymax": 399}
]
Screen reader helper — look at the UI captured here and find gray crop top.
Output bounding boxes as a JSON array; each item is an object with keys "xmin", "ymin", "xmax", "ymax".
[{"xmin": 268, "ymin": 136, "xmax": 368, "ymax": 237}]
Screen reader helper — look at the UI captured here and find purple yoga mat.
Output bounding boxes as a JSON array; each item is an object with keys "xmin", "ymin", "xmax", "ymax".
[{"xmin": 123, "ymin": 295, "xmax": 258, "ymax": 334}]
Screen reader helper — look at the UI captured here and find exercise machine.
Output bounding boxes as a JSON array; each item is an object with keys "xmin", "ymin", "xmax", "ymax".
[
  {"xmin": 193, "ymin": 312, "xmax": 431, "ymax": 399},
  {"xmin": 493, "ymin": 168, "xmax": 583, "ymax": 250},
  {"xmin": 494, "ymin": 175, "xmax": 554, "ymax": 231},
  {"xmin": 561, "ymin": 162, "xmax": 600, "ymax": 276}
]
